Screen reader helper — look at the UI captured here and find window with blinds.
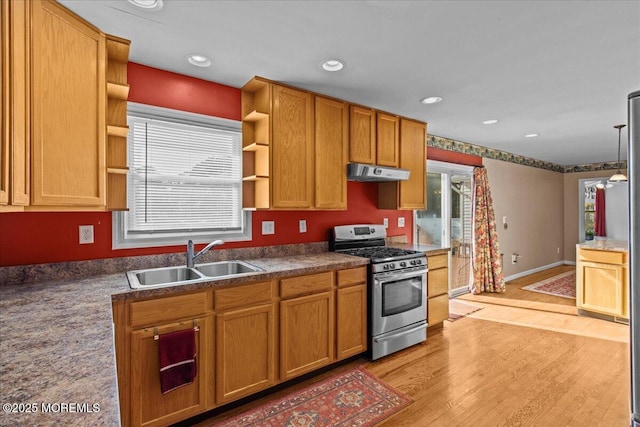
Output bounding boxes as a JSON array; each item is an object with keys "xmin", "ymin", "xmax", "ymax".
[{"xmin": 113, "ymin": 103, "xmax": 251, "ymax": 249}]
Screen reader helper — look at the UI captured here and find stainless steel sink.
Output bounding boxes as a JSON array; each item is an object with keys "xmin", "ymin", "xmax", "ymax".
[
  {"xmin": 194, "ymin": 260, "xmax": 262, "ymax": 277},
  {"xmin": 127, "ymin": 261, "xmax": 263, "ymax": 289}
]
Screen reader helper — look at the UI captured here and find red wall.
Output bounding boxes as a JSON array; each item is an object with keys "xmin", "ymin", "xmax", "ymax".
[{"xmin": 0, "ymin": 63, "xmax": 411, "ymax": 266}]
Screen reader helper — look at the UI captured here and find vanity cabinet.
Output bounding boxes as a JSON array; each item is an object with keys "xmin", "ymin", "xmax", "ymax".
[
  {"xmin": 379, "ymin": 118, "xmax": 427, "ymax": 210},
  {"xmin": 280, "ymin": 272, "xmax": 335, "ymax": 380},
  {"xmin": 426, "ymin": 252, "xmax": 449, "ymax": 327},
  {"xmin": 336, "ymin": 267, "xmax": 368, "ymax": 359},
  {"xmin": 214, "ymin": 281, "xmax": 277, "ymax": 405},
  {"xmin": 1, "ymin": 0, "xmax": 130, "ymax": 212},
  {"xmin": 576, "ymin": 247, "xmax": 628, "ymax": 319}
]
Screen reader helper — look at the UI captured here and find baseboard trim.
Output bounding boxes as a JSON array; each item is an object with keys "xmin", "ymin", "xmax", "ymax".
[{"xmin": 504, "ymin": 261, "xmax": 574, "ymax": 282}]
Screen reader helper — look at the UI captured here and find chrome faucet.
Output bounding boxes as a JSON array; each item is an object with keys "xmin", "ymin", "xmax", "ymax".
[{"xmin": 186, "ymin": 239, "xmax": 224, "ymax": 268}]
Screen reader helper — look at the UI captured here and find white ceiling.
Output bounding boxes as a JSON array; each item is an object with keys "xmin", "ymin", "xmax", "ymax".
[{"xmin": 61, "ymin": 0, "xmax": 640, "ymax": 167}]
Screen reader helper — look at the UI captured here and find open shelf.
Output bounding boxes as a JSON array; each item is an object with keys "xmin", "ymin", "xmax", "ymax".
[
  {"xmin": 242, "ymin": 142, "xmax": 269, "ymax": 152},
  {"xmin": 243, "ymin": 110, "xmax": 268, "ymax": 122},
  {"xmin": 107, "ymin": 125, "xmax": 129, "ymax": 138},
  {"xmin": 107, "ymin": 82, "xmax": 130, "ymax": 100}
]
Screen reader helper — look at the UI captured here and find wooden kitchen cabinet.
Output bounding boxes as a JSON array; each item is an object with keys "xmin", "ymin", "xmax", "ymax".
[
  {"xmin": 427, "ymin": 252, "xmax": 449, "ymax": 327},
  {"xmin": 349, "ymin": 105, "xmax": 376, "ymax": 164},
  {"xmin": 1, "ymin": 0, "xmax": 130, "ymax": 212},
  {"xmin": 280, "ymin": 272, "xmax": 335, "ymax": 380},
  {"xmin": 336, "ymin": 267, "xmax": 368, "ymax": 360},
  {"xmin": 376, "ymin": 112, "xmax": 400, "ymax": 167},
  {"xmin": 379, "ymin": 118, "xmax": 427, "ymax": 210},
  {"xmin": 576, "ymin": 247, "xmax": 628, "ymax": 319},
  {"xmin": 129, "ymin": 318, "xmax": 209, "ymax": 427},
  {"xmin": 214, "ymin": 281, "xmax": 277, "ymax": 405},
  {"xmin": 315, "ymin": 96, "xmax": 348, "ymax": 209}
]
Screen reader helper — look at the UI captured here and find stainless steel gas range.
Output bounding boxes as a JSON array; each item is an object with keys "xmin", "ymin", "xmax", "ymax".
[{"xmin": 330, "ymin": 224, "xmax": 428, "ymax": 360}]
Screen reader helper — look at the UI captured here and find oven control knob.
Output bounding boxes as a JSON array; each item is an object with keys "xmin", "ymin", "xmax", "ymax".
[
  {"xmin": 400, "ymin": 261, "xmax": 407, "ymax": 267},
  {"xmin": 412, "ymin": 259, "xmax": 421, "ymax": 265}
]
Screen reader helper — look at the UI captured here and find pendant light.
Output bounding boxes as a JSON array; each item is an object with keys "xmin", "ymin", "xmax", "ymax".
[{"xmin": 610, "ymin": 124, "xmax": 627, "ymax": 182}]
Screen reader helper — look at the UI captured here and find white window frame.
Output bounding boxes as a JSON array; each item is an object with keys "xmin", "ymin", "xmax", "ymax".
[{"xmin": 112, "ymin": 102, "xmax": 251, "ymax": 249}]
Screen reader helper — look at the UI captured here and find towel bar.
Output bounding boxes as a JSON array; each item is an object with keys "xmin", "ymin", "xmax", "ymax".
[{"xmin": 153, "ymin": 320, "xmax": 200, "ymax": 341}]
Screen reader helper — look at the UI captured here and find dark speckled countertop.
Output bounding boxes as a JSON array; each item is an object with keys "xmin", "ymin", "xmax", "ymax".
[{"xmin": 0, "ymin": 252, "xmax": 367, "ymax": 426}]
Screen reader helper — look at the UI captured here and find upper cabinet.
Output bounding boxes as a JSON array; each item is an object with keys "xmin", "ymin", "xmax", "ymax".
[
  {"xmin": 379, "ymin": 118, "xmax": 427, "ymax": 210},
  {"xmin": 1, "ymin": 0, "xmax": 130, "ymax": 213},
  {"xmin": 241, "ymin": 77, "xmax": 348, "ymax": 210},
  {"xmin": 315, "ymin": 96, "xmax": 348, "ymax": 210},
  {"xmin": 349, "ymin": 106, "xmax": 376, "ymax": 164},
  {"xmin": 376, "ymin": 112, "xmax": 400, "ymax": 167},
  {"xmin": 242, "ymin": 76, "xmax": 427, "ymax": 211}
]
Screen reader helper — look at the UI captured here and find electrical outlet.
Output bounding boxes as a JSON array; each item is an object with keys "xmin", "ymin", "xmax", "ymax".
[
  {"xmin": 383, "ymin": 218, "xmax": 389, "ymax": 228},
  {"xmin": 557, "ymin": 247, "xmax": 560, "ymax": 254},
  {"xmin": 261, "ymin": 221, "xmax": 275, "ymax": 235},
  {"xmin": 299, "ymin": 220, "xmax": 307, "ymax": 233},
  {"xmin": 398, "ymin": 217, "xmax": 405, "ymax": 227},
  {"xmin": 79, "ymin": 225, "xmax": 94, "ymax": 244}
]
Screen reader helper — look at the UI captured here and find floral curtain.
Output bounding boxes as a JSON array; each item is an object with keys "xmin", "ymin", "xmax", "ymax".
[
  {"xmin": 470, "ymin": 167, "xmax": 505, "ymax": 294},
  {"xmin": 594, "ymin": 188, "xmax": 606, "ymax": 237}
]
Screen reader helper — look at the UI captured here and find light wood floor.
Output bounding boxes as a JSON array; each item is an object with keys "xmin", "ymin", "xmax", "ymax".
[{"xmin": 192, "ymin": 266, "xmax": 631, "ymax": 427}]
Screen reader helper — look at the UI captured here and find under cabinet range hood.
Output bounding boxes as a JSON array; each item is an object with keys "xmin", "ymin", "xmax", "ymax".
[{"xmin": 347, "ymin": 163, "xmax": 410, "ymax": 182}]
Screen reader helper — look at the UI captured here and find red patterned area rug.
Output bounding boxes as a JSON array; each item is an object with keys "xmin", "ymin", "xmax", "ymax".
[
  {"xmin": 522, "ymin": 271, "xmax": 576, "ymax": 299},
  {"xmin": 213, "ymin": 367, "xmax": 412, "ymax": 427}
]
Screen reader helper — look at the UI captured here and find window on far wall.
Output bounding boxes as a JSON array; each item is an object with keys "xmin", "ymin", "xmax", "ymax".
[{"xmin": 112, "ymin": 103, "xmax": 251, "ymax": 249}]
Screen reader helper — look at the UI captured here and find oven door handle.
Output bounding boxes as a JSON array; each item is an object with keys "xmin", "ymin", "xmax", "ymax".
[
  {"xmin": 374, "ymin": 268, "xmax": 427, "ymax": 283},
  {"xmin": 373, "ymin": 322, "xmax": 428, "ymax": 343}
]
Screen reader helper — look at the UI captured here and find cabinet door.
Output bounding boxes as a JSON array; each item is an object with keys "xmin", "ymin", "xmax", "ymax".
[
  {"xmin": 428, "ymin": 267, "xmax": 449, "ymax": 298},
  {"xmin": 376, "ymin": 112, "xmax": 399, "ymax": 167},
  {"xmin": 428, "ymin": 294, "xmax": 449, "ymax": 325},
  {"xmin": 349, "ymin": 105, "xmax": 376, "ymax": 164},
  {"xmin": 31, "ymin": 0, "xmax": 106, "ymax": 207},
  {"xmin": 398, "ymin": 119, "xmax": 426, "ymax": 209},
  {"xmin": 280, "ymin": 291, "xmax": 334, "ymax": 380},
  {"xmin": 315, "ymin": 96, "xmax": 348, "ymax": 209},
  {"xmin": 271, "ymin": 85, "xmax": 313, "ymax": 209},
  {"xmin": 216, "ymin": 303, "xmax": 276, "ymax": 405},
  {"xmin": 577, "ymin": 261, "xmax": 626, "ymax": 317},
  {"xmin": 130, "ymin": 319, "xmax": 208, "ymax": 427},
  {"xmin": 336, "ymin": 284, "xmax": 367, "ymax": 360},
  {"xmin": 1, "ymin": 0, "xmax": 30, "ymax": 210}
]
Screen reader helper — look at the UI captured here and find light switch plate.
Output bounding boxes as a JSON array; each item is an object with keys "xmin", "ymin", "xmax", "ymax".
[
  {"xmin": 261, "ymin": 221, "xmax": 275, "ymax": 235},
  {"xmin": 299, "ymin": 220, "xmax": 307, "ymax": 233},
  {"xmin": 398, "ymin": 217, "xmax": 405, "ymax": 227},
  {"xmin": 383, "ymin": 218, "xmax": 389, "ymax": 228}
]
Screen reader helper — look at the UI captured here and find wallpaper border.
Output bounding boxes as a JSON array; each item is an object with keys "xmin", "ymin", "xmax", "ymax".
[{"xmin": 427, "ymin": 134, "xmax": 627, "ymax": 174}]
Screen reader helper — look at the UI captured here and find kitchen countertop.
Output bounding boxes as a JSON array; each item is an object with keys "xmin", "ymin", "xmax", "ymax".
[
  {"xmin": 389, "ymin": 243, "xmax": 451, "ymax": 257},
  {"xmin": 0, "ymin": 252, "xmax": 368, "ymax": 426},
  {"xmin": 576, "ymin": 239, "xmax": 628, "ymax": 252}
]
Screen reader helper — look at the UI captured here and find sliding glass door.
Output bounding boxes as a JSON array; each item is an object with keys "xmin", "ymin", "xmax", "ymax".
[{"xmin": 415, "ymin": 160, "xmax": 474, "ymax": 296}]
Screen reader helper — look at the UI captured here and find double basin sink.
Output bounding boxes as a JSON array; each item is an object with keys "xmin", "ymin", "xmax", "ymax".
[{"xmin": 127, "ymin": 260, "xmax": 264, "ymax": 289}]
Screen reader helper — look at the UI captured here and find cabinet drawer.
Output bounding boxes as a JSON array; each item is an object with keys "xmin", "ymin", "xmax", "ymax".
[
  {"xmin": 337, "ymin": 267, "xmax": 367, "ymax": 287},
  {"xmin": 215, "ymin": 281, "xmax": 273, "ymax": 311},
  {"xmin": 428, "ymin": 268, "xmax": 449, "ymax": 297},
  {"xmin": 130, "ymin": 292, "xmax": 208, "ymax": 328},
  {"xmin": 579, "ymin": 249, "xmax": 626, "ymax": 265},
  {"xmin": 428, "ymin": 253, "xmax": 448, "ymax": 270},
  {"xmin": 280, "ymin": 272, "xmax": 334, "ymax": 299},
  {"xmin": 428, "ymin": 293, "xmax": 449, "ymax": 325}
]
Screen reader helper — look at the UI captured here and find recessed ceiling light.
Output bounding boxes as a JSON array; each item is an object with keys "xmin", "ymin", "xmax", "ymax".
[
  {"xmin": 482, "ymin": 119, "xmax": 499, "ymax": 125},
  {"xmin": 322, "ymin": 59, "xmax": 345, "ymax": 72},
  {"xmin": 420, "ymin": 96, "xmax": 442, "ymax": 104},
  {"xmin": 524, "ymin": 133, "xmax": 539, "ymax": 138},
  {"xmin": 187, "ymin": 54, "xmax": 211, "ymax": 67},
  {"xmin": 128, "ymin": 0, "xmax": 163, "ymax": 11}
]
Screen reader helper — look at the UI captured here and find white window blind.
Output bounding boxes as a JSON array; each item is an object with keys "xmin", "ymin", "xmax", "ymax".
[{"xmin": 127, "ymin": 112, "xmax": 242, "ymax": 233}]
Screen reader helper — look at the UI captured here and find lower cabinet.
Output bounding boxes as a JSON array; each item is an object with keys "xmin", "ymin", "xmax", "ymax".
[
  {"xmin": 114, "ymin": 266, "xmax": 369, "ymax": 427},
  {"xmin": 336, "ymin": 267, "xmax": 368, "ymax": 360},
  {"xmin": 280, "ymin": 274, "xmax": 335, "ymax": 380},
  {"xmin": 129, "ymin": 318, "xmax": 209, "ymax": 427},
  {"xmin": 576, "ymin": 247, "xmax": 628, "ymax": 319},
  {"xmin": 427, "ymin": 252, "xmax": 450, "ymax": 326}
]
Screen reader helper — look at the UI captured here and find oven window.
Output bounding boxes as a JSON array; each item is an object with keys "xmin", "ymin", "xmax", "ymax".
[{"xmin": 382, "ymin": 277, "xmax": 423, "ymax": 317}]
